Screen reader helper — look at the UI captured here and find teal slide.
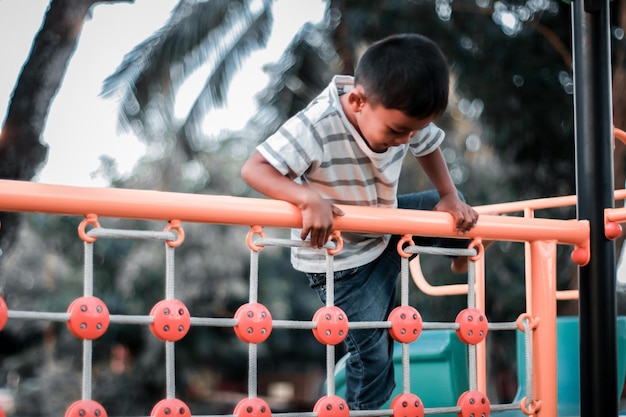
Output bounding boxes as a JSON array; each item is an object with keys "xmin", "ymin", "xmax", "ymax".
[
  {"xmin": 500, "ymin": 316, "xmax": 626, "ymax": 417},
  {"xmin": 333, "ymin": 317, "xmax": 626, "ymax": 417},
  {"xmin": 334, "ymin": 329, "xmax": 468, "ymax": 417}
]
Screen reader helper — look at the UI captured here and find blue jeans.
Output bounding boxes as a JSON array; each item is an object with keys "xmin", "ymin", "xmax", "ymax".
[{"xmin": 307, "ymin": 191, "xmax": 469, "ymax": 410}]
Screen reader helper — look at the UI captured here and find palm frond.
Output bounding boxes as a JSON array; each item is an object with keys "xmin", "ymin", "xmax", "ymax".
[
  {"xmin": 179, "ymin": 0, "xmax": 274, "ymax": 149},
  {"xmin": 100, "ymin": 0, "xmax": 247, "ymax": 134}
]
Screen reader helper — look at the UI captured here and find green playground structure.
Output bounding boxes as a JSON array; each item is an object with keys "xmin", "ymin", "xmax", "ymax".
[
  {"xmin": 505, "ymin": 316, "xmax": 626, "ymax": 417},
  {"xmin": 334, "ymin": 330, "xmax": 468, "ymax": 417},
  {"xmin": 334, "ymin": 317, "xmax": 626, "ymax": 416}
]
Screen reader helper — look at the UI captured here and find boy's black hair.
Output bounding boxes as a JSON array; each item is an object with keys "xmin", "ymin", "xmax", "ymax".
[{"xmin": 354, "ymin": 33, "xmax": 450, "ymax": 119}]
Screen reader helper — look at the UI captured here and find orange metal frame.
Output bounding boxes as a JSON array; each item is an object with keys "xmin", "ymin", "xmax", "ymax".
[
  {"xmin": 0, "ymin": 180, "xmax": 593, "ymax": 247},
  {"xmin": 0, "ymin": 179, "xmax": 625, "ymax": 416},
  {"xmin": 412, "ymin": 188, "xmax": 626, "ymax": 416}
]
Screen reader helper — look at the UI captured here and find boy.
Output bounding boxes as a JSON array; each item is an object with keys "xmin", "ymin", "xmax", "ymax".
[{"xmin": 241, "ymin": 33, "xmax": 478, "ymax": 411}]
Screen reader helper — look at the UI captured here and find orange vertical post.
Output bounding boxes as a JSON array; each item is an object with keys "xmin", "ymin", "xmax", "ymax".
[{"xmin": 528, "ymin": 240, "xmax": 558, "ymax": 417}]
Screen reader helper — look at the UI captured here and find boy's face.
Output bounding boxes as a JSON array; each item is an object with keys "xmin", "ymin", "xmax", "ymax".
[{"xmin": 347, "ymin": 87, "xmax": 434, "ymax": 153}]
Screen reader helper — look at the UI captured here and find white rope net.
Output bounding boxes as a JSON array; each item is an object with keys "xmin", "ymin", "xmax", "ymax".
[{"xmin": 0, "ymin": 221, "xmax": 538, "ymax": 417}]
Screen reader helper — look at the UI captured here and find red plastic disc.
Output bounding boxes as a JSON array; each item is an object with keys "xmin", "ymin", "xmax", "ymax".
[
  {"xmin": 312, "ymin": 306, "xmax": 349, "ymax": 345},
  {"xmin": 150, "ymin": 398, "xmax": 191, "ymax": 417},
  {"xmin": 233, "ymin": 397, "xmax": 271, "ymax": 417},
  {"xmin": 390, "ymin": 393, "xmax": 424, "ymax": 417},
  {"xmin": 65, "ymin": 400, "xmax": 107, "ymax": 417},
  {"xmin": 313, "ymin": 395, "xmax": 349, "ymax": 417},
  {"xmin": 67, "ymin": 297, "xmax": 110, "ymax": 340},
  {"xmin": 234, "ymin": 303, "xmax": 272, "ymax": 344},
  {"xmin": 388, "ymin": 306, "xmax": 422, "ymax": 344},
  {"xmin": 149, "ymin": 299, "xmax": 191, "ymax": 342},
  {"xmin": 455, "ymin": 308, "xmax": 488, "ymax": 344},
  {"xmin": 457, "ymin": 390, "xmax": 490, "ymax": 417},
  {"xmin": 0, "ymin": 296, "xmax": 7, "ymax": 331}
]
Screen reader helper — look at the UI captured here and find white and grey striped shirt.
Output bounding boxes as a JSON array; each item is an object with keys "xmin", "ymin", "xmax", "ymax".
[{"xmin": 257, "ymin": 75, "xmax": 444, "ymax": 273}]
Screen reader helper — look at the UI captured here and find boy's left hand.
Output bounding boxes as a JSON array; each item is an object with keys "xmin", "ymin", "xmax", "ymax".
[{"xmin": 434, "ymin": 193, "xmax": 479, "ymax": 234}]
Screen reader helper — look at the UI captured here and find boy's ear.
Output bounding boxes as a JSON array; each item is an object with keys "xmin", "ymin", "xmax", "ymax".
[{"xmin": 347, "ymin": 88, "xmax": 366, "ymax": 112}]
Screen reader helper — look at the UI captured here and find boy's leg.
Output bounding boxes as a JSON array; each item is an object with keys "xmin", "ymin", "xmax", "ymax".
[
  {"xmin": 397, "ymin": 190, "xmax": 471, "ymax": 252},
  {"xmin": 305, "ymin": 190, "xmax": 472, "ymax": 411},
  {"xmin": 307, "ymin": 252, "xmax": 401, "ymax": 410}
]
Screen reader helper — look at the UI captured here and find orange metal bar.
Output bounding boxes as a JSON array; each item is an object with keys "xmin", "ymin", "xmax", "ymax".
[
  {"xmin": 409, "ymin": 257, "xmax": 468, "ymax": 296},
  {"xmin": 475, "ymin": 189, "xmax": 626, "ymax": 215},
  {"xmin": 615, "ymin": 127, "xmax": 626, "ymax": 146},
  {"xmin": 529, "ymin": 240, "xmax": 558, "ymax": 417},
  {"xmin": 0, "ymin": 180, "xmax": 591, "ymax": 249},
  {"xmin": 556, "ymin": 290, "xmax": 579, "ymax": 301},
  {"xmin": 606, "ymin": 207, "xmax": 626, "ymax": 223}
]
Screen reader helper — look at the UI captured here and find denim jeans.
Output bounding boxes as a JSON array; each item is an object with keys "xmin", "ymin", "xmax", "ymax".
[{"xmin": 306, "ymin": 190, "xmax": 468, "ymax": 410}]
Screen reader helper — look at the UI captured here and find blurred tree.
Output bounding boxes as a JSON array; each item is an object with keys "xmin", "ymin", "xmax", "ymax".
[
  {"xmin": 98, "ymin": 0, "xmax": 598, "ymax": 205},
  {"xmin": 101, "ymin": 0, "xmax": 273, "ymax": 164},
  {"xmin": 0, "ymin": 0, "xmax": 134, "ymax": 259}
]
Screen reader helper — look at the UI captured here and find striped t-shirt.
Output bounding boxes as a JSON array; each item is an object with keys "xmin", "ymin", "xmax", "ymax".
[{"xmin": 257, "ymin": 75, "xmax": 445, "ymax": 273}]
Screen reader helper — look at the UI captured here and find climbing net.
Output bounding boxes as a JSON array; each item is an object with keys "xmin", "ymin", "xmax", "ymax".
[{"xmin": 0, "ymin": 216, "xmax": 542, "ymax": 417}]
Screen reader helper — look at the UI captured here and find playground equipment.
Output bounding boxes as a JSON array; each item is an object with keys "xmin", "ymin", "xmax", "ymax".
[
  {"xmin": 510, "ymin": 316, "xmax": 626, "ymax": 417},
  {"xmin": 334, "ymin": 317, "xmax": 626, "ymax": 417},
  {"xmin": 0, "ymin": 179, "xmax": 624, "ymax": 417},
  {"xmin": 0, "ymin": 1, "xmax": 620, "ymax": 416}
]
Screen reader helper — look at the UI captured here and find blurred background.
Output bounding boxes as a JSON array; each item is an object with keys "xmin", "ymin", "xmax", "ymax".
[{"xmin": 1, "ymin": 0, "xmax": 626, "ymax": 414}]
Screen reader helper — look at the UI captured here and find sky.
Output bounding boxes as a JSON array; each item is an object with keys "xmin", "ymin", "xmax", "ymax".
[{"xmin": 0, "ymin": 0, "xmax": 325, "ymax": 187}]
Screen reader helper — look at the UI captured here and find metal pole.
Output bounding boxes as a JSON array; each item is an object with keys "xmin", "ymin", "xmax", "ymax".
[{"xmin": 571, "ymin": 1, "xmax": 618, "ymax": 416}]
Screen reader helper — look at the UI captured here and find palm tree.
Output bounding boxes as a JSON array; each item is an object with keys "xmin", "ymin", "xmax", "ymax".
[
  {"xmin": 0, "ymin": 0, "xmax": 134, "ymax": 258},
  {"xmin": 101, "ymin": 0, "xmax": 274, "ymax": 159},
  {"xmin": 100, "ymin": 0, "xmax": 587, "ymax": 201}
]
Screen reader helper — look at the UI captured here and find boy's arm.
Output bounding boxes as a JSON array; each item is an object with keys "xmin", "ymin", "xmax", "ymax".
[
  {"xmin": 416, "ymin": 148, "xmax": 478, "ymax": 233},
  {"xmin": 241, "ymin": 151, "xmax": 344, "ymax": 248}
]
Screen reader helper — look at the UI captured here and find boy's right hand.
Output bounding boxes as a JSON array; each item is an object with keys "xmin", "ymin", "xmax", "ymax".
[
  {"xmin": 298, "ymin": 191, "xmax": 344, "ymax": 248},
  {"xmin": 241, "ymin": 151, "xmax": 344, "ymax": 248}
]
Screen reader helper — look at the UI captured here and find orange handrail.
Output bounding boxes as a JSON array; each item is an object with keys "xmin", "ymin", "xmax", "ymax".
[
  {"xmin": 2, "ymin": 179, "xmax": 625, "ymax": 417},
  {"xmin": 615, "ymin": 126, "xmax": 626, "ymax": 146},
  {"xmin": 409, "ymin": 256, "xmax": 468, "ymax": 296},
  {"xmin": 0, "ymin": 180, "xmax": 591, "ymax": 249},
  {"xmin": 474, "ymin": 189, "xmax": 626, "ymax": 215}
]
